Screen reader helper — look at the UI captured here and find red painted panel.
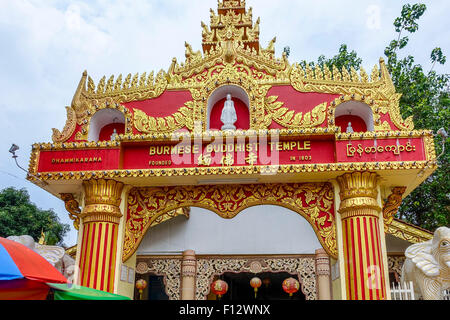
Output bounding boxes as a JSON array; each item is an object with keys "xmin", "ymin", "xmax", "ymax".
[
  {"xmin": 37, "ymin": 149, "xmax": 120, "ymax": 172},
  {"xmin": 123, "ymin": 90, "xmax": 193, "ymax": 118},
  {"xmin": 209, "ymin": 97, "xmax": 250, "ymax": 130},
  {"xmin": 267, "ymin": 86, "xmax": 339, "ymax": 129}
]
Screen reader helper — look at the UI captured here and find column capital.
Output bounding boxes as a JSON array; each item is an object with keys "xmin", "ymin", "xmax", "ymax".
[
  {"xmin": 80, "ymin": 179, "xmax": 124, "ymax": 224},
  {"xmin": 337, "ymin": 172, "xmax": 381, "ymax": 220}
]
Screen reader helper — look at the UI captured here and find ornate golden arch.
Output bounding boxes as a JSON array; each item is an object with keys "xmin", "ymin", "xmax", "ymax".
[{"xmin": 122, "ymin": 182, "xmax": 337, "ymax": 261}]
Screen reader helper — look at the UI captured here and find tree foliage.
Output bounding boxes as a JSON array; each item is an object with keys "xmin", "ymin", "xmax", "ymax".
[
  {"xmin": 0, "ymin": 187, "xmax": 70, "ymax": 246},
  {"xmin": 304, "ymin": 4, "xmax": 449, "ymax": 231},
  {"xmin": 383, "ymin": 3, "xmax": 449, "ymax": 231}
]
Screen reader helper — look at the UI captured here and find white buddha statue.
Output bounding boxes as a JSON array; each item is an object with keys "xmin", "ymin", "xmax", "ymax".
[
  {"xmin": 110, "ymin": 128, "xmax": 118, "ymax": 141},
  {"xmin": 221, "ymin": 94, "xmax": 237, "ymax": 130},
  {"xmin": 346, "ymin": 122, "xmax": 354, "ymax": 133}
]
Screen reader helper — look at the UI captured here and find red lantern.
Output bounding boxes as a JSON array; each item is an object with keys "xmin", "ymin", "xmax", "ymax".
[
  {"xmin": 211, "ymin": 279, "xmax": 228, "ymax": 299},
  {"xmin": 282, "ymin": 277, "xmax": 300, "ymax": 297},
  {"xmin": 250, "ymin": 277, "xmax": 262, "ymax": 298},
  {"xmin": 136, "ymin": 279, "xmax": 147, "ymax": 300}
]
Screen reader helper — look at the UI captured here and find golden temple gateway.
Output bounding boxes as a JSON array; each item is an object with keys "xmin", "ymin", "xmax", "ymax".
[{"xmin": 28, "ymin": 0, "xmax": 437, "ymax": 300}]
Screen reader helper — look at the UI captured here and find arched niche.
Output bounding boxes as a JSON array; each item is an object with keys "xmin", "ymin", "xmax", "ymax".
[
  {"xmin": 207, "ymin": 85, "xmax": 250, "ymax": 130},
  {"xmin": 335, "ymin": 101, "xmax": 374, "ymax": 133},
  {"xmin": 88, "ymin": 108, "xmax": 125, "ymax": 142}
]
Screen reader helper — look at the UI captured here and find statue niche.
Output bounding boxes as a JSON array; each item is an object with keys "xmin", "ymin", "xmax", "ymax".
[
  {"xmin": 208, "ymin": 88, "xmax": 250, "ymax": 131},
  {"xmin": 221, "ymin": 94, "xmax": 238, "ymax": 130}
]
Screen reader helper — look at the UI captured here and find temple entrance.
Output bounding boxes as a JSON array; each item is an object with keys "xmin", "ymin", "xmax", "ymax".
[
  {"xmin": 208, "ymin": 272, "xmax": 305, "ymax": 301},
  {"xmin": 134, "ymin": 274, "xmax": 169, "ymax": 300}
]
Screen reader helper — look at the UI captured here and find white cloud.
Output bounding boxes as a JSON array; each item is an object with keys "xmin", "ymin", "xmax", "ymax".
[{"xmin": 0, "ymin": 0, "xmax": 448, "ymax": 246}]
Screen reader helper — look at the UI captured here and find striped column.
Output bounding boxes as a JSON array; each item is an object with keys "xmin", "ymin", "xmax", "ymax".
[
  {"xmin": 337, "ymin": 172, "xmax": 386, "ymax": 300},
  {"xmin": 78, "ymin": 179, "xmax": 124, "ymax": 293}
]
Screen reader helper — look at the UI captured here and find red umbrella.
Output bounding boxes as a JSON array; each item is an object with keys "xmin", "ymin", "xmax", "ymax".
[{"xmin": 0, "ymin": 237, "xmax": 67, "ymax": 300}]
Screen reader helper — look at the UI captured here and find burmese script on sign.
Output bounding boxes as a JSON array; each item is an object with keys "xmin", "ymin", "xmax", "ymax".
[{"xmin": 346, "ymin": 141, "xmax": 416, "ymax": 157}]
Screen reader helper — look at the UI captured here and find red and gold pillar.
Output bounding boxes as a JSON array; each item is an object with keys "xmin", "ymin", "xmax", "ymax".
[
  {"xmin": 337, "ymin": 172, "xmax": 387, "ymax": 300},
  {"xmin": 78, "ymin": 179, "xmax": 124, "ymax": 293}
]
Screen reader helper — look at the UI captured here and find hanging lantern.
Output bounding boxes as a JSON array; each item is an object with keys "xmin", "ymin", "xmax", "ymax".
[
  {"xmin": 211, "ymin": 279, "xmax": 228, "ymax": 299},
  {"xmin": 250, "ymin": 277, "xmax": 262, "ymax": 298},
  {"xmin": 135, "ymin": 279, "xmax": 147, "ymax": 300},
  {"xmin": 263, "ymin": 278, "xmax": 271, "ymax": 288},
  {"xmin": 282, "ymin": 277, "xmax": 300, "ymax": 297}
]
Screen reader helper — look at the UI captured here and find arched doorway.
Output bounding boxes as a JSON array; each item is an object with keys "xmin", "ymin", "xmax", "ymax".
[
  {"xmin": 134, "ymin": 204, "xmax": 329, "ymax": 300},
  {"xmin": 124, "ymin": 182, "xmax": 337, "ymax": 262}
]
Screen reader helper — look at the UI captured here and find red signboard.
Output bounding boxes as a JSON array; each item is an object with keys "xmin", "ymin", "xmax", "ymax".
[
  {"xmin": 121, "ymin": 138, "xmax": 336, "ymax": 170},
  {"xmin": 34, "ymin": 136, "xmax": 427, "ymax": 173}
]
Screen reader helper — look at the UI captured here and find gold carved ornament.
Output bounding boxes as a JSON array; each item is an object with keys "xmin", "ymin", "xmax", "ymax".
[
  {"xmin": 122, "ymin": 183, "xmax": 337, "ymax": 262},
  {"xmin": 52, "ymin": 107, "xmax": 77, "ymax": 143},
  {"xmin": 289, "ymin": 59, "xmax": 415, "ymax": 132},
  {"xmin": 60, "ymin": 193, "xmax": 81, "ymax": 230},
  {"xmin": 195, "ymin": 256, "xmax": 317, "ymax": 300},
  {"xmin": 52, "ymin": 69, "xmax": 169, "ymax": 142},
  {"xmin": 133, "ymin": 101, "xmax": 196, "ymax": 134},
  {"xmin": 135, "ymin": 258, "xmax": 182, "ymax": 300},
  {"xmin": 51, "ymin": 0, "xmax": 417, "ymax": 144},
  {"xmin": 264, "ymin": 95, "xmax": 327, "ymax": 128},
  {"xmin": 385, "ymin": 219, "xmax": 433, "ymax": 244},
  {"xmin": 382, "ymin": 186, "xmax": 407, "ymax": 225}
]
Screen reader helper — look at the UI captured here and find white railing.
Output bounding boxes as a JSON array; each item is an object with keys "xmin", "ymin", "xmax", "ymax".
[
  {"xmin": 444, "ymin": 290, "xmax": 450, "ymax": 300},
  {"xmin": 390, "ymin": 281, "xmax": 415, "ymax": 300}
]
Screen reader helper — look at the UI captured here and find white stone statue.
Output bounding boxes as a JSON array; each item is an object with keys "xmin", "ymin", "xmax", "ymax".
[
  {"xmin": 401, "ymin": 227, "xmax": 450, "ymax": 300},
  {"xmin": 7, "ymin": 235, "xmax": 76, "ymax": 282},
  {"xmin": 346, "ymin": 122, "xmax": 354, "ymax": 133},
  {"xmin": 110, "ymin": 128, "xmax": 118, "ymax": 141},
  {"xmin": 221, "ymin": 94, "xmax": 237, "ymax": 131}
]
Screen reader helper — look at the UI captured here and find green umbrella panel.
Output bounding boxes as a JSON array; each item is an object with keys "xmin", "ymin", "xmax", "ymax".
[{"xmin": 47, "ymin": 283, "xmax": 131, "ymax": 300}]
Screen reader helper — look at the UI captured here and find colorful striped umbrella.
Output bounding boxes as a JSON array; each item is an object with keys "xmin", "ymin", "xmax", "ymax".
[{"xmin": 0, "ymin": 237, "xmax": 67, "ymax": 300}]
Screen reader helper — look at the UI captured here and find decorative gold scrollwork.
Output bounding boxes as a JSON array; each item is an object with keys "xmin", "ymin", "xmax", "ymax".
[
  {"xmin": 52, "ymin": 107, "xmax": 77, "ymax": 143},
  {"xmin": 123, "ymin": 183, "xmax": 337, "ymax": 262},
  {"xmin": 264, "ymin": 95, "xmax": 328, "ymax": 128},
  {"xmin": 382, "ymin": 187, "xmax": 407, "ymax": 225},
  {"xmin": 133, "ymin": 101, "xmax": 196, "ymax": 134},
  {"xmin": 60, "ymin": 193, "xmax": 81, "ymax": 230}
]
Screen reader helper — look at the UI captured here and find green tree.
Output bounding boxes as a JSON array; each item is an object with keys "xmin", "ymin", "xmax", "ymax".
[
  {"xmin": 304, "ymin": 3, "xmax": 449, "ymax": 230},
  {"xmin": 383, "ymin": 3, "xmax": 449, "ymax": 231},
  {"xmin": 0, "ymin": 187, "xmax": 70, "ymax": 246}
]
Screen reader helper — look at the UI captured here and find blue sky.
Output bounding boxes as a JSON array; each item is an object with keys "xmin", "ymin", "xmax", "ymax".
[{"xmin": 0, "ymin": 0, "xmax": 449, "ymax": 246}]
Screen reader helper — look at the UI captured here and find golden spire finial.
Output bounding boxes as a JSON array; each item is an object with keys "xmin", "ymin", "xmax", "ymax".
[
  {"xmin": 38, "ymin": 229, "xmax": 47, "ymax": 245},
  {"xmin": 202, "ymin": 0, "xmax": 259, "ymax": 54}
]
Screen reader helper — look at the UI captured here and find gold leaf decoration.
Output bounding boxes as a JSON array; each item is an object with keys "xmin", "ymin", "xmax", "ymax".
[
  {"xmin": 265, "ymin": 96, "xmax": 327, "ymax": 128},
  {"xmin": 133, "ymin": 101, "xmax": 195, "ymax": 134},
  {"xmin": 52, "ymin": 106, "xmax": 77, "ymax": 143}
]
